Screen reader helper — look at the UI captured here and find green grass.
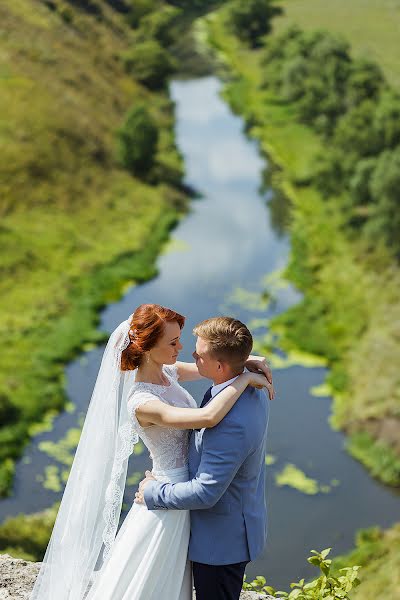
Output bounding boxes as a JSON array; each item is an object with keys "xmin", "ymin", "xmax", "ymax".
[
  {"xmin": 331, "ymin": 524, "xmax": 400, "ymax": 600},
  {"xmin": 0, "ymin": 0, "xmax": 188, "ymax": 496},
  {"xmin": 273, "ymin": 0, "xmax": 400, "ymax": 91}
]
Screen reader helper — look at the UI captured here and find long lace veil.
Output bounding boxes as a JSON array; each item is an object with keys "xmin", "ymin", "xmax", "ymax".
[{"xmin": 30, "ymin": 316, "xmax": 138, "ymax": 600}]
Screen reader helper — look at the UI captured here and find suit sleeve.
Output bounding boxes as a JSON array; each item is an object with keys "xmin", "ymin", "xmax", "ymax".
[{"xmin": 143, "ymin": 418, "xmax": 248, "ymax": 511}]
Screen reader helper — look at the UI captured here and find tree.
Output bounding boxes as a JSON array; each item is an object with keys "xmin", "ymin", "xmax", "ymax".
[
  {"xmin": 121, "ymin": 39, "xmax": 176, "ymax": 89},
  {"xmin": 368, "ymin": 146, "xmax": 400, "ymax": 254},
  {"xmin": 334, "ymin": 100, "xmax": 381, "ymax": 158},
  {"xmin": 346, "ymin": 58, "xmax": 385, "ymax": 109},
  {"xmin": 229, "ymin": 0, "xmax": 282, "ymax": 48},
  {"xmin": 374, "ymin": 90, "xmax": 400, "ymax": 149},
  {"xmin": 117, "ymin": 105, "xmax": 159, "ymax": 176},
  {"xmin": 138, "ymin": 5, "xmax": 181, "ymax": 47}
]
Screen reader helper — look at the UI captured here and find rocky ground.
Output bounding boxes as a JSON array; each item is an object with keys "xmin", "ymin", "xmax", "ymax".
[{"xmin": 0, "ymin": 554, "xmax": 274, "ymax": 599}]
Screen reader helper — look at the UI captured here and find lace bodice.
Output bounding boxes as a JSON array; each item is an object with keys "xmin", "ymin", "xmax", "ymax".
[{"xmin": 127, "ymin": 364, "xmax": 197, "ymax": 472}]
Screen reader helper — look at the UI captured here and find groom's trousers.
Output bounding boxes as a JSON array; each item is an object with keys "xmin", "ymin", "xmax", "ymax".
[{"xmin": 192, "ymin": 560, "xmax": 248, "ymax": 600}]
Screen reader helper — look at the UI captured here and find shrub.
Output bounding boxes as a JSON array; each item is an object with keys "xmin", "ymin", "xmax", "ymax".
[
  {"xmin": 117, "ymin": 105, "xmax": 159, "ymax": 176},
  {"xmin": 229, "ymin": 0, "xmax": 282, "ymax": 48},
  {"xmin": 121, "ymin": 40, "xmax": 176, "ymax": 89},
  {"xmin": 243, "ymin": 548, "xmax": 361, "ymax": 598}
]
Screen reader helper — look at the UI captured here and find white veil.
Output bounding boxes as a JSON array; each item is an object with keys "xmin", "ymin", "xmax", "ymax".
[{"xmin": 30, "ymin": 315, "xmax": 138, "ymax": 600}]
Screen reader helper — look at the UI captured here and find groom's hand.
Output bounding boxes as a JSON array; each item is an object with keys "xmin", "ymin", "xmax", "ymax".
[{"xmin": 134, "ymin": 470, "xmax": 156, "ymax": 505}]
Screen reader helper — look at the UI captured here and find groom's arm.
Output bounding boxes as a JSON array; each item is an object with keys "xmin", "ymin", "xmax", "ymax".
[{"xmin": 143, "ymin": 418, "xmax": 248, "ymax": 511}]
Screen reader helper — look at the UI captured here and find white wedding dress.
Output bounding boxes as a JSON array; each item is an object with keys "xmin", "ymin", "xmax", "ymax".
[{"xmin": 84, "ymin": 364, "xmax": 196, "ymax": 600}]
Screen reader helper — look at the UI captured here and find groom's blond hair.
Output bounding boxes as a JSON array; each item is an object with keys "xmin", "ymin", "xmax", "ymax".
[{"xmin": 193, "ymin": 317, "xmax": 252, "ymax": 371}]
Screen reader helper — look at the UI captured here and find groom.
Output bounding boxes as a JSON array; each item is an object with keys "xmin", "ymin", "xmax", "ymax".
[{"xmin": 136, "ymin": 316, "xmax": 272, "ymax": 600}]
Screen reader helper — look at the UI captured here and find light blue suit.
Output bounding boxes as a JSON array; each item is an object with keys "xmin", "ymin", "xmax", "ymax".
[{"xmin": 144, "ymin": 385, "xmax": 270, "ymax": 565}]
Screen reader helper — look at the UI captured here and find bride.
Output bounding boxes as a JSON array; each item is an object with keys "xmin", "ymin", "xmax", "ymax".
[{"xmin": 30, "ymin": 303, "xmax": 271, "ymax": 600}]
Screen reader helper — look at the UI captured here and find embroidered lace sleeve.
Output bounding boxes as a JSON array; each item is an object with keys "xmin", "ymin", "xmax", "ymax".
[{"xmin": 127, "ymin": 390, "xmax": 162, "ymax": 431}]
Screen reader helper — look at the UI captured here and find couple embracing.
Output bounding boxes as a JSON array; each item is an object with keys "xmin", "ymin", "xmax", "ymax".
[{"xmin": 30, "ymin": 303, "xmax": 274, "ymax": 600}]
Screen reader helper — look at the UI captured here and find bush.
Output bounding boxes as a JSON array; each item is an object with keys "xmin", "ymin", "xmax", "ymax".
[
  {"xmin": 243, "ymin": 548, "xmax": 361, "ymax": 598},
  {"xmin": 229, "ymin": 0, "xmax": 282, "ymax": 48},
  {"xmin": 374, "ymin": 90, "xmax": 400, "ymax": 149},
  {"xmin": 368, "ymin": 146, "xmax": 400, "ymax": 254},
  {"xmin": 117, "ymin": 105, "xmax": 159, "ymax": 176},
  {"xmin": 346, "ymin": 58, "xmax": 385, "ymax": 108},
  {"xmin": 125, "ymin": 0, "xmax": 157, "ymax": 28},
  {"xmin": 121, "ymin": 39, "xmax": 176, "ymax": 89},
  {"xmin": 138, "ymin": 5, "xmax": 181, "ymax": 47},
  {"xmin": 334, "ymin": 100, "xmax": 381, "ymax": 158},
  {"xmin": 0, "ymin": 394, "xmax": 20, "ymax": 425}
]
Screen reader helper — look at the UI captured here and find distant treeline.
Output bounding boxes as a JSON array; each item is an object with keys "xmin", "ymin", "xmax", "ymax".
[{"xmin": 261, "ymin": 26, "xmax": 400, "ymax": 257}]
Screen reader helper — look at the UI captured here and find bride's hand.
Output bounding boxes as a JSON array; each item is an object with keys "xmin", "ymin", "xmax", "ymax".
[
  {"xmin": 245, "ymin": 355, "xmax": 273, "ymax": 385},
  {"xmin": 242, "ymin": 372, "xmax": 275, "ymax": 400}
]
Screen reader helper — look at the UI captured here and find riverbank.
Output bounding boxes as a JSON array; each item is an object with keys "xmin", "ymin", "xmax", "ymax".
[{"xmin": 0, "ymin": 0, "xmax": 189, "ymax": 497}]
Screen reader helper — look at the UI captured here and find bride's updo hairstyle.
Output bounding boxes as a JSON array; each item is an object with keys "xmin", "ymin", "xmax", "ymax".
[{"xmin": 121, "ymin": 303, "xmax": 185, "ymax": 371}]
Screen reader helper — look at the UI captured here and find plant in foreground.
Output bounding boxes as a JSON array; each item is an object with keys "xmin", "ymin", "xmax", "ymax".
[{"xmin": 243, "ymin": 548, "xmax": 361, "ymax": 598}]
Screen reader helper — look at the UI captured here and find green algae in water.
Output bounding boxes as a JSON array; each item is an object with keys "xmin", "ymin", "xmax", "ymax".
[
  {"xmin": 222, "ymin": 287, "xmax": 271, "ymax": 313},
  {"xmin": 38, "ymin": 427, "xmax": 81, "ymax": 466},
  {"xmin": 161, "ymin": 237, "xmax": 190, "ymax": 255},
  {"xmin": 43, "ymin": 465, "xmax": 62, "ymax": 493},
  {"xmin": 275, "ymin": 463, "xmax": 336, "ymax": 495},
  {"xmin": 310, "ymin": 383, "xmax": 332, "ymax": 397},
  {"xmin": 256, "ymin": 349, "xmax": 328, "ymax": 370},
  {"xmin": 127, "ymin": 471, "xmax": 144, "ymax": 486},
  {"xmin": 133, "ymin": 440, "xmax": 145, "ymax": 456},
  {"xmin": 28, "ymin": 409, "xmax": 59, "ymax": 436}
]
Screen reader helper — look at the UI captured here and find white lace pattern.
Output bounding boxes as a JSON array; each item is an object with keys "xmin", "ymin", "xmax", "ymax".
[{"xmin": 126, "ymin": 364, "xmax": 197, "ymax": 472}]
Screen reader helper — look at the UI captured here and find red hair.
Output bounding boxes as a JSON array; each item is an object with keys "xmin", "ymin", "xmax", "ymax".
[{"xmin": 121, "ymin": 304, "xmax": 185, "ymax": 371}]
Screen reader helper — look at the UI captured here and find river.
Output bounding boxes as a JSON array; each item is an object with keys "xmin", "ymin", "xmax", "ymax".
[{"xmin": 1, "ymin": 76, "xmax": 399, "ymax": 590}]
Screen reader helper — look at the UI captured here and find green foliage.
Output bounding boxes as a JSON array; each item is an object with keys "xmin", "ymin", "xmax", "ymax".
[
  {"xmin": 331, "ymin": 523, "xmax": 400, "ymax": 600},
  {"xmin": 0, "ymin": 503, "xmax": 59, "ymax": 561},
  {"xmin": 138, "ymin": 5, "xmax": 181, "ymax": 47},
  {"xmin": 121, "ymin": 39, "xmax": 176, "ymax": 89},
  {"xmin": 243, "ymin": 548, "xmax": 361, "ymax": 598},
  {"xmin": 228, "ymin": 0, "xmax": 281, "ymax": 48},
  {"xmin": 117, "ymin": 104, "xmax": 159, "ymax": 176},
  {"xmin": 333, "ymin": 100, "xmax": 381, "ymax": 158},
  {"xmin": 0, "ymin": 394, "xmax": 20, "ymax": 425},
  {"xmin": 125, "ymin": 0, "xmax": 158, "ymax": 28},
  {"xmin": 346, "ymin": 58, "xmax": 385, "ymax": 108},
  {"xmin": 0, "ymin": 0, "xmax": 187, "ymax": 497},
  {"xmin": 368, "ymin": 146, "xmax": 400, "ymax": 253},
  {"xmin": 346, "ymin": 431, "xmax": 400, "ymax": 486},
  {"xmin": 262, "ymin": 28, "xmax": 352, "ymax": 134}
]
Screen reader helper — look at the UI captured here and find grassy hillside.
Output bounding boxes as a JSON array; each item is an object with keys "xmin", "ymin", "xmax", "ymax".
[{"xmin": 0, "ymin": 0, "xmax": 187, "ymax": 496}]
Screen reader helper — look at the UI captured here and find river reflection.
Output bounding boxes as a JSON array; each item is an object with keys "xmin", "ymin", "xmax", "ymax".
[{"xmin": 1, "ymin": 76, "xmax": 399, "ymax": 590}]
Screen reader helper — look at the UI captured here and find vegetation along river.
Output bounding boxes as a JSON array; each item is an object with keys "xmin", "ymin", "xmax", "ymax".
[{"xmin": 1, "ymin": 76, "xmax": 399, "ymax": 590}]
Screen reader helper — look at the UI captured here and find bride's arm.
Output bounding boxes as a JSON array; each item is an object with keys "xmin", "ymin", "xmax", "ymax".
[
  {"xmin": 176, "ymin": 355, "xmax": 273, "ymax": 383},
  {"xmin": 175, "ymin": 361, "xmax": 205, "ymax": 382},
  {"xmin": 135, "ymin": 372, "xmax": 269, "ymax": 430}
]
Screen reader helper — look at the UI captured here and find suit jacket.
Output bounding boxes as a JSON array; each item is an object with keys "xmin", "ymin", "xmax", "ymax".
[{"xmin": 143, "ymin": 385, "xmax": 270, "ymax": 565}]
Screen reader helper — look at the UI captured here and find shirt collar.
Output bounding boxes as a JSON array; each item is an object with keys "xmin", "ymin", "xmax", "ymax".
[{"xmin": 211, "ymin": 371, "xmax": 244, "ymax": 398}]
